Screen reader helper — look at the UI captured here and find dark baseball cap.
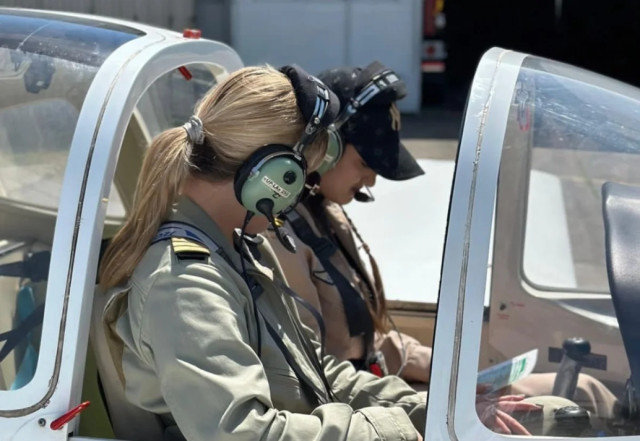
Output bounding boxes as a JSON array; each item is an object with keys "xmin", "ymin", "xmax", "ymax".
[{"xmin": 317, "ymin": 61, "xmax": 425, "ymax": 181}]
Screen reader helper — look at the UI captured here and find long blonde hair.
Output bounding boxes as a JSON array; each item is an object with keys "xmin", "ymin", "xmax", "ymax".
[{"xmin": 99, "ymin": 66, "xmax": 328, "ymax": 289}]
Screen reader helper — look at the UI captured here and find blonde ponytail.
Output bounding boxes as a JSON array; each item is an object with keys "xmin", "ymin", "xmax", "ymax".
[
  {"xmin": 99, "ymin": 127, "xmax": 191, "ymax": 288},
  {"xmin": 99, "ymin": 65, "xmax": 329, "ymax": 290}
]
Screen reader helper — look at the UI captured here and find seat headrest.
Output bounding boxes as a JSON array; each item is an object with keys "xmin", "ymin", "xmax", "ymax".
[{"xmin": 602, "ymin": 181, "xmax": 640, "ymax": 399}]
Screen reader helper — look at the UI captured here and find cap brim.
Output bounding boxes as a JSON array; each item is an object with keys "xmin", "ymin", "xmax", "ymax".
[
  {"xmin": 354, "ymin": 139, "xmax": 425, "ymax": 181},
  {"xmin": 382, "ymin": 141, "xmax": 425, "ymax": 180},
  {"xmin": 344, "ymin": 107, "xmax": 425, "ymax": 181}
]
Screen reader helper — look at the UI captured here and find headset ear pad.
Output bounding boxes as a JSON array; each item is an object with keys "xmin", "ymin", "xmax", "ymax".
[
  {"xmin": 234, "ymin": 144, "xmax": 307, "ymax": 215},
  {"xmin": 315, "ymin": 128, "xmax": 344, "ymax": 176}
]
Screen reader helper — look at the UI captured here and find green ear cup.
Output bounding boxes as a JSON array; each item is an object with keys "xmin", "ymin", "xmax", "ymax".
[
  {"xmin": 315, "ymin": 129, "xmax": 344, "ymax": 176},
  {"xmin": 240, "ymin": 156, "xmax": 305, "ymax": 214}
]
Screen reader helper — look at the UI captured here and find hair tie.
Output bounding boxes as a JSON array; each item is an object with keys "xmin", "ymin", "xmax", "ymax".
[{"xmin": 182, "ymin": 115, "xmax": 205, "ymax": 145}]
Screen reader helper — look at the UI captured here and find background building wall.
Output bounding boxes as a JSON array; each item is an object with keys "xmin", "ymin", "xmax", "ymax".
[
  {"xmin": 0, "ymin": 0, "xmax": 423, "ymax": 112},
  {"xmin": 229, "ymin": 0, "xmax": 424, "ymax": 113}
]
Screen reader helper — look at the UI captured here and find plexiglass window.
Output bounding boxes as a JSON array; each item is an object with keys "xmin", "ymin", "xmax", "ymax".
[
  {"xmin": 104, "ymin": 63, "xmax": 219, "ymax": 227},
  {"xmin": 0, "ymin": 13, "xmax": 138, "ymax": 392},
  {"xmin": 477, "ymin": 56, "xmax": 640, "ymax": 437}
]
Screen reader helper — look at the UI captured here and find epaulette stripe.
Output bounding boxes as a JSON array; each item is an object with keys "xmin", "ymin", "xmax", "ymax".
[
  {"xmin": 171, "ymin": 237, "xmax": 210, "ymax": 260},
  {"xmin": 173, "ymin": 244, "xmax": 208, "ymax": 253}
]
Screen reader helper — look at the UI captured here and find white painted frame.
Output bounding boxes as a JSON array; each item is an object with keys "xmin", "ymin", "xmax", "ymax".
[
  {"xmin": 0, "ymin": 11, "xmax": 242, "ymax": 440},
  {"xmin": 428, "ymin": 48, "xmax": 640, "ymax": 441},
  {"xmin": 424, "ymin": 47, "xmax": 527, "ymax": 441}
]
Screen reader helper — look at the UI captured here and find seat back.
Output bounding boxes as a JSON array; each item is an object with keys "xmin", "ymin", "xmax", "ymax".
[
  {"xmin": 602, "ymin": 181, "xmax": 640, "ymax": 400},
  {"xmin": 0, "ymin": 243, "xmax": 49, "ymax": 390},
  {"xmin": 90, "ymin": 285, "xmax": 166, "ymax": 441}
]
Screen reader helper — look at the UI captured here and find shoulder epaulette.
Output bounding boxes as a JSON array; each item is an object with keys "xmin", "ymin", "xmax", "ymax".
[{"xmin": 171, "ymin": 237, "xmax": 210, "ymax": 260}]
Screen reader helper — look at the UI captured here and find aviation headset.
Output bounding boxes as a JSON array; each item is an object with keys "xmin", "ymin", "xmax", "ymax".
[
  {"xmin": 233, "ymin": 65, "xmax": 339, "ymax": 216},
  {"xmin": 314, "ymin": 65, "xmax": 405, "ymax": 177}
]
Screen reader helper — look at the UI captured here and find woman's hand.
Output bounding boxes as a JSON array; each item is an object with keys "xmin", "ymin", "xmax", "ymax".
[{"xmin": 475, "ymin": 386, "xmax": 541, "ymax": 435}]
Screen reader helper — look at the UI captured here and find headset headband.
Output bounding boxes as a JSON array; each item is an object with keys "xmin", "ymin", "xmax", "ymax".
[
  {"xmin": 279, "ymin": 64, "xmax": 337, "ymax": 155},
  {"xmin": 333, "ymin": 69, "xmax": 402, "ymax": 129},
  {"xmin": 293, "ymin": 76, "xmax": 332, "ymax": 153}
]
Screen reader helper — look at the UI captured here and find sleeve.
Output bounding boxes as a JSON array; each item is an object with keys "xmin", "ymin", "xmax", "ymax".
[
  {"xmin": 321, "ymin": 351, "xmax": 428, "ymax": 435},
  {"xmin": 141, "ymin": 260, "xmax": 422, "ymax": 441},
  {"xmin": 376, "ymin": 330, "xmax": 433, "ymax": 384}
]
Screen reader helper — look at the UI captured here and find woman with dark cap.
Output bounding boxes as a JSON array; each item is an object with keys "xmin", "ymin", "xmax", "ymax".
[
  {"xmin": 267, "ymin": 61, "xmax": 431, "ymax": 385},
  {"xmin": 265, "ymin": 61, "xmax": 618, "ymax": 422}
]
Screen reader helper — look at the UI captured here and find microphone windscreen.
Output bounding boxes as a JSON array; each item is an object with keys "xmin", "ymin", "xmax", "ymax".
[{"xmin": 354, "ymin": 191, "xmax": 373, "ymax": 203}]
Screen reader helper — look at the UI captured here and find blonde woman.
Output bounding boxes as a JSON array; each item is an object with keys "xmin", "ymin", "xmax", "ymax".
[{"xmin": 97, "ymin": 65, "xmax": 451, "ymax": 441}]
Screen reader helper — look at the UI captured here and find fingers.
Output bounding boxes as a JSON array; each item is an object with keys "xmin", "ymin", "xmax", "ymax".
[
  {"xmin": 496, "ymin": 401, "xmax": 542, "ymax": 413},
  {"xmin": 496, "ymin": 409, "xmax": 532, "ymax": 436},
  {"xmin": 476, "ymin": 403, "xmax": 493, "ymax": 422},
  {"xmin": 476, "ymin": 394, "xmax": 540, "ymax": 436},
  {"xmin": 496, "ymin": 394, "xmax": 526, "ymax": 402},
  {"xmin": 491, "ymin": 416, "xmax": 512, "ymax": 435}
]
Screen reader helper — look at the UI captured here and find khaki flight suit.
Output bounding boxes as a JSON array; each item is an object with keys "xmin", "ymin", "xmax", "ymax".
[
  {"xmin": 267, "ymin": 198, "xmax": 618, "ymax": 418},
  {"xmin": 101, "ymin": 196, "xmax": 426, "ymax": 441}
]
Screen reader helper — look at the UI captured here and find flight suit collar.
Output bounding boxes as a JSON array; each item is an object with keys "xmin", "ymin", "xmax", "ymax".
[
  {"xmin": 169, "ymin": 196, "xmax": 243, "ymax": 270},
  {"xmin": 169, "ymin": 196, "xmax": 275, "ymax": 280}
]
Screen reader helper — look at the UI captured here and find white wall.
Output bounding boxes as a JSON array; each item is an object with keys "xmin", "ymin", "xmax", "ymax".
[{"xmin": 230, "ymin": 0, "xmax": 423, "ymax": 113}]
